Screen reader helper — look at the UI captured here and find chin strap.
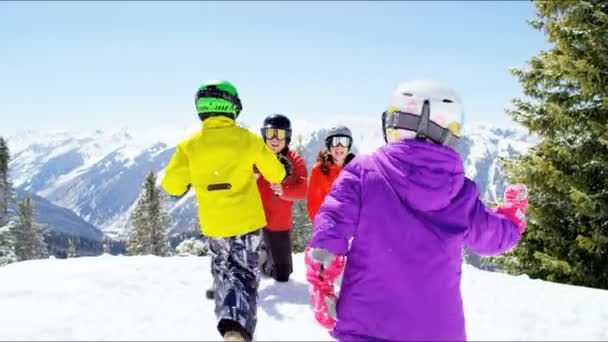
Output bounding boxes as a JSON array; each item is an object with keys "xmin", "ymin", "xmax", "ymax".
[{"xmin": 381, "ymin": 101, "xmax": 459, "ymax": 147}]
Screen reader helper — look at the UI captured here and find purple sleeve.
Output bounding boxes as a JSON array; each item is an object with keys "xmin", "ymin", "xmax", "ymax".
[
  {"xmin": 464, "ymin": 180, "xmax": 521, "ymax": 256},
  {"xmin": 308, "ymin": 160, "xmax": 362, "ymax": 257}
]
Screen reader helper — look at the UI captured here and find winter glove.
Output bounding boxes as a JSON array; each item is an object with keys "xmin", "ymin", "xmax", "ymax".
[
  {"xmin": 304, "ymin": 246, "xmax": 346, "ymax": 330},
  {"xmin": 170, "ymin": 184, "xmax": 191, "ymax": 200},
  {"xmin": 277, "ymin": 154, "xmax": 292, "ymax": 180},
  {"xmin": 495, "ymin": 184, "xmax": 528, "ymax": 233}
]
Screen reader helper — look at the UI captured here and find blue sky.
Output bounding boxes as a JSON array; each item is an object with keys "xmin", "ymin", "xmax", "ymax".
[{"xmin": 0, "ymin": 1, "xmax": 549, "ymax": 135}]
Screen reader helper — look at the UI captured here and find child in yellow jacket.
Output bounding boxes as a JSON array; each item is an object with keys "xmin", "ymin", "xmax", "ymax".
[{"xmin": 161, "ymin": 80, "xmax": 287, "ymax": 342}]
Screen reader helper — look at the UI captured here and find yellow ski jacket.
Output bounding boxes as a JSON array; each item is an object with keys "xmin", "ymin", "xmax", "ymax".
[{"xmin": 161, "ymin": 116, "xmax": 286, "ymax": 238}]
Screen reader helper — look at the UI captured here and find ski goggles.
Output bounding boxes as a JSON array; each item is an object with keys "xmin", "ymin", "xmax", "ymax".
[
  {"xmin": 262, "ymin": 127, "xmax": 289, "ymax": 140},
  {"xmin": 327, "ymin": 136, "xmax": 352, "ymax": 148}
]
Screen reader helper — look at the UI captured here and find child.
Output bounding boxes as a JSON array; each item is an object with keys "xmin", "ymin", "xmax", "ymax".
[
  {"xmin": 304, "ymin": 80, "xmax": 528, "ymax": 341},
  {"xmin": 161, "ymin": 80, "xmax": 288, "ymax": 342}
]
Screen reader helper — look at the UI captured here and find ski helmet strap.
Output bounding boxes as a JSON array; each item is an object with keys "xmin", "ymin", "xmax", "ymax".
[
  {"xmin": 439, "ymin": 127, "xmax": 457, "ymax": 146},
  {"xmin": 415, "ymin": 100, "xmax": 431, "ymax": 140},
  {"xmin": 382, "ymin": 104, "xmax": 460, "ymax": 147},
  {"xmin": 381, "ymin": 111, "xmax": 387, "ymax": 143}
]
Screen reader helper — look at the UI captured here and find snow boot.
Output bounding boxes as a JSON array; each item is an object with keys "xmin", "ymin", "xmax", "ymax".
[{"xmin": 224, "ymin": 330, "xmax": 245, "ymax": 342}]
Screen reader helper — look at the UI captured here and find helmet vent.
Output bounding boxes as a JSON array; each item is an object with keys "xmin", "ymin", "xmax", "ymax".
[
  {"xmin": 442, "ymin": 99, "xmax": 454, "ymax": 103},
  {"xmin": 401, "ymin": 92, "xmax": 414, "ymax": 97}
]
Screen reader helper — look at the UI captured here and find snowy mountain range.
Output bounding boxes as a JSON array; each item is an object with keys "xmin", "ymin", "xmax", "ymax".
[{"xmin": 5, "ymin": 118, "xmax": 536, "ymax": 243}]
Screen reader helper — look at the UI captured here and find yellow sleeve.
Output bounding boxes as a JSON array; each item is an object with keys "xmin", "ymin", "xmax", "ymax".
[
  {"xmin": 161, "ymin": 144, "xmax": 191, "ymax": 196},
  {"xmin": 251, "ymin": 133, "xmax": 286, "ymax": 184}
]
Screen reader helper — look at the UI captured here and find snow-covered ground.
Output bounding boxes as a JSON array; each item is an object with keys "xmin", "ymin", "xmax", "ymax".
[{"xmin": 1, "ymin": 254, "xmax": 607, "ymax": 341}]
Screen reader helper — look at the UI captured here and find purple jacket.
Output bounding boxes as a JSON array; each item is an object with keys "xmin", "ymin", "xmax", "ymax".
[{"xmin": 309, "ymin": 139, "xmax": 521, "ymax": 341}]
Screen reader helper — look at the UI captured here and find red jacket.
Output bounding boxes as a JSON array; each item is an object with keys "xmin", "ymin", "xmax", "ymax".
[
  {"xmin": 306, "ymin": 162, "xmax": 342, "ymax": 222},
  {"xmin": 306, "ymin": 153, "xmax": 355, "ymax": 222},
  {"xmin": 255, "ymin": 150, "xmax": 308, "ymax": 231}
]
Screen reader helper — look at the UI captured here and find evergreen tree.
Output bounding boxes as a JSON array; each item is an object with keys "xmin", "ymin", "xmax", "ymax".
[
  {"xmin": 0, "ymin": 137, "xmax": 13, "ymax": 226},
  {"xmin": 292, "ymin": 200, "xmax": 312, "ymax": 253},
  {"xmin": 496, "ymin": 0, "xmax": 608, "ymax": 289},
  {"xmin": 68, "ymin": 238, "xmax": 78, "ymax": 258},
  {"xmin": 0, "ymin": 137, "xmax": 16, "ymax": 265},
  {"xmin": 11, "ymin": 197, "xmax": 48, "ymax": 261},
  {"xmin": 290, "ymin": 135, "xmax": 313, "ymax": 253},
  {"xmin": 102, "ymin": 238, "xmax": 110, "ymax": 254},
  {"xmin": 128, "ymin": 172, "xmax": 171, "ymax": 256},
  {"xmin": 0, "ymin": 223, "xmax": 16, "ymax": 266},
  {"xmin": 128, "ymin": 187, "xmax": 151, "ymax": 255}
]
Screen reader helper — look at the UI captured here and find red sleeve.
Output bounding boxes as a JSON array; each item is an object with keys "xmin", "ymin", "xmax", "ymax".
[
  {"xmin": 281, "ymin": 153, "xmax": 308, "ymax": 201},
  {"xmin": 307, "ymin": 164, "xmax": 324, "ymax": 222}
]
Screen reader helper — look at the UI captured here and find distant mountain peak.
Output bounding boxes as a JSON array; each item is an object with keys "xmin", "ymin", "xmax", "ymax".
[{"xmin": 6, "ymin": 119, "xmax": 536, "ymax": 239}]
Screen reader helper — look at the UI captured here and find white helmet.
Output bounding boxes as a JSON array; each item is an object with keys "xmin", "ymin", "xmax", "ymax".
[{"xmin": 382, "ymin": 80, "xmax": 464, "ymax": 147}]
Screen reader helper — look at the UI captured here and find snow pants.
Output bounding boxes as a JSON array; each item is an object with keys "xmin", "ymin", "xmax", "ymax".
[
  {"xmin": 259, "ymin": 229, "xmax": 293, "ymax": 282},
  {"xmin": 208, "ymin": 229, "xmax": 262, "ymax": 341}
]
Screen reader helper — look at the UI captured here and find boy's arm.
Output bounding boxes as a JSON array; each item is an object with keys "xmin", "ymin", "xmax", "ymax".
[
  {"xmin": 161, "ymin": 144, "xmax": 191, "ymax": 197},
  {"xmin": 252, "ymin": 134, "xmax": 286, "ymax": 184}
]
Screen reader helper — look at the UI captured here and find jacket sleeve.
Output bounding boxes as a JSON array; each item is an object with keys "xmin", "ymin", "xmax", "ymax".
[
  {"xmin": 161, "ymin": 144, "xmax": 191, "ymax": 196},
  {"xmin": 280, "ymin": 153, "xmax": 308, "ymax": 201},
  {"xmin": 251, "ymin": 133, "xmax": 286, "ymax": 184},
  {"xmin": 464, "ymin": 180, "xmax": 521, "ymax": 256},
  {"xmin": 306, "ymin": 164, "xmax": 324, "ymax": 222},
  {"xmin": 308, "ymin": 160, "xmax": 362, "ymax": 257}
]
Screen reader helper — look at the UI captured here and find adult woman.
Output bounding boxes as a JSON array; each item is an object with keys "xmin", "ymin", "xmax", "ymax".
[
  {"xmin": 306, "ymin": 126, "xmax": 355, "ymax": 223},
  {"xmin": 256, "ymin": 114, "xmax": 308, "ymax": 282}
]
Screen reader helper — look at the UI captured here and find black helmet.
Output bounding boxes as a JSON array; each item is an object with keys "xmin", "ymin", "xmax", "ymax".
[
  {"xmin": 262, "ymin": 114, "xmax": 291, "ymax": 130},
  {"xmin": 261, "ymin": 114, "xmax": 292, "ymax": 144}
]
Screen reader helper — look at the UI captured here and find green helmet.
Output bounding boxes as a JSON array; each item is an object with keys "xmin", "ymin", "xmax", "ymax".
[{"xmin": 195, "ymin": 80, "xmax": 243, "ymax": 120}]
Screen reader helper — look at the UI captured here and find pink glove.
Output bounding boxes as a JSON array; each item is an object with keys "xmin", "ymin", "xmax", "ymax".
[
  {"xmin": 495, "ymin": 184, "xmax": 528, "ymax": 233},
  {"xmin": 304, "ymin": 247, "xmax": 346, "ymax": 330}
]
